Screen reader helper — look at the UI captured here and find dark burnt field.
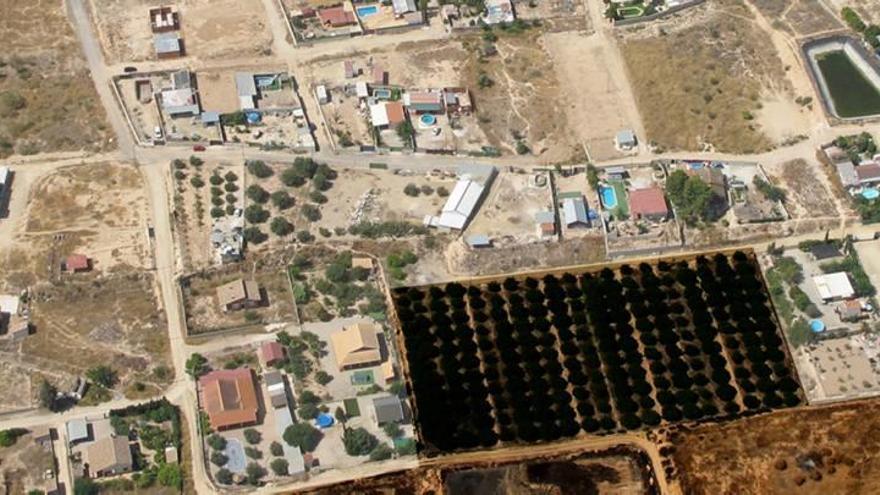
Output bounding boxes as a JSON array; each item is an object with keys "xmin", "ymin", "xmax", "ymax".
[{"xmin": 391, "ymin": 250, "xmax": 804, "ymax": 454}]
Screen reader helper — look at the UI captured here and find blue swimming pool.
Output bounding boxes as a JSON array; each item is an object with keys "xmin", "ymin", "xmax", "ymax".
[
  {"xmin": 420, "ymin": 114, "xmax": 436, "ymax": 126},
  {"xmin": 810, "ymin": 319, "xmax": 826, "ymax": 333},
  {"xmin": 315, "ymin": 413, "xmax": 334, "ymax": 428},
  {"xmin": 357, "ymin": 5, "xmax": 378, "ymax": 17},
  {"xmin": 863, "ymin": 187, "xmax": 880, "ymax": 200},
  {"xmin": 600, "ymin": 185, "xmax": 618, "ymax": 209}
]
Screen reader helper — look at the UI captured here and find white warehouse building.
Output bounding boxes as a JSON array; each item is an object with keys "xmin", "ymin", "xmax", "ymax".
[{"xmin": 424, "ymin": 165, "xmax": 496, "ymax": 230}]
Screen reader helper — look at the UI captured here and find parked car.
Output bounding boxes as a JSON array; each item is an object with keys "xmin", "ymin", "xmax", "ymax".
[
  {"xmin": 123, "ymin": 66, "xmax": 138, "ymax": 73},
  {"xmin": 192, "ymin": 144, "xmax": 206, "ymax": 152}
]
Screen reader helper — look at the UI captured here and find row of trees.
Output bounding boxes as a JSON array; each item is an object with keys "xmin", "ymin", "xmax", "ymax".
[{"xmin": 394, "ymin": 251, "xmax": 802, "ymax": 453}]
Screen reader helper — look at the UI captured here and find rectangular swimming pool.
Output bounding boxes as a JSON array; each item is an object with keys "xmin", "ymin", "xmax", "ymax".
[
  {"xmin": 357, "ymin": 5, "xmax": 379, "ymax": 17},
  {"xmin": 817, "ymin": 50, "xmax": 880, "ymax": 118}
]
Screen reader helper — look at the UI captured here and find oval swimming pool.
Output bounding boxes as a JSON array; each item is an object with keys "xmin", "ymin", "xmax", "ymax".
[
  {"xmin": 862, "ymin": 187, "xmax": 880, "ymax": 200},
  {"xmin": 420, "ymin": 114, "xmax": 437, "ymax": 126},
  {"xmin": 600, "ymin": 185, "xmax": 618, "ymax": 209}
]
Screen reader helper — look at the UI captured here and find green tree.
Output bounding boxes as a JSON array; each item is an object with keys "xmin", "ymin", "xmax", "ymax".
[
  {"xmin": 369, "ymin": 443, "xmax": 393, "ymax": 461},
  {"xmin": 334, "ymin": 406, "xmax": 347, "ymax": 425},
  {"xmin": 246, "ymin": 184, "xmax": 269, "ymax": 204},
  {"xmin": 190, "ymin": 176, "xmax": 205, "ymax": 188},
  {"xmin": 207, "ymin": 434, "xmax": 227, "ymax": 451},
  {"xmin": 586, "ymin": 164, "xmax": 600, "ymax": 190},
  {"xmin": 74, "ymin": 478, "xmax": 100, "ymax": 495},
  {"xmin": 157, "ymin": 463, "xmax": 182, "ymax": 488},
  {"xmin": 315, "ymin": 370, "xmax": 334, "ymax": 385},
  {"xmin": 404, "ymin": 183, "xmax": 420, "ymax": 197},
  {"xmin": 247, "ymin": 462, "xmax": 267, "ymax": 486},
  {"xmin": 243, "ymin": 428, "xmax": 261, "ymax": 445},
  {"xmin": 245, "ymin": 204, "xmax": 270, "ymax": 223},
  {"xmin": 296, "ymin": 230, "xmax": 315, "ymax": 243},
  {"xmin": 298, "ymin": 403, "xmax": 320, "ymax": 420},
  {"xmin": 343, "ymin": 427, "xmax": 379, "ymax": 456},
  {"xmin": 383, "ymin": 422, "xmax": 402, "ymax": 439},
  {"xmin": 396, "ymin": 120, "xmax": 415, "ymax": 145},
  {"xmin": 86, "ymin": 365, "xmax": 117, "ymax": 388},
  {"xmin": 271, "ymin": 190, "xmax": 294, "ymax": 209},
  {"xmin": 189, "ymin": 155, "xmax": 204, "ymax": 167},
  {"xmin": 301, "ymin": 204, "xmax": 321, "ymax": 221},
  {"xmin": 665, "ymin": 169, "xmax": 712, "ymax": 224},
  {"xmin": 185, "ymin": 353, "xmax": 209, "ymax": 378},
  {"xmin": 247, "ymin": 160, "xmax": 273, "ymax": 178},
  {"xmin": 210, "ymin": 451, "xmax": 228, "ymax": 467},
  {"xmin": 271, "ymin": 457, "xmax": 289, "ymax": 476},
  {"xmin": 243, "ymin": 226, "xmax": 268, "ymax": 244},
  {"xmin": 270, "ymin": 217, "xmax": 294, "ymax": 236},
  {"xmin": 215, "ymin": 468, "xmax": 233, "ymax": 485},
  {"xmin": 38, "ymin": 380, "xmax": 57, "ymax": 411},
  {"xmin": 281, "ymin": 168, "xmax": 307, "ymax": 187},
  {"xmin": 270, "ymin": 441, "xmax": 284, "ymax": 456},
  {"xmin": 283, "ymin": 423, "xmax": 323, "ymax": 452},
  {"xmin": 245, "ymin": 446, "xmax": 262, "ymax": 459},
  {"xmin": 0, "ymin": 428, "xmax": 27, "ymax": 447}
]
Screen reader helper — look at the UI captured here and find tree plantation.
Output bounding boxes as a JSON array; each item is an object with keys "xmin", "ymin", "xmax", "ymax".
[{"xmin": 392, "ymin": 251, "xmax": 803, "ymax": 454}]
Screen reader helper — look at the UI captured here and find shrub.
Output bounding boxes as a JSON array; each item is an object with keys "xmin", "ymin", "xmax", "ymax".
[
  {"xmin": 270, "ymin": 458, "xmax": 289, "ymax": 476},
  {"xmin": 271, "ymin": 191, "xmax": 294, "ymax": 209},
  {"xmin": 243, "ymin": 428, "xmax": 261, "ymax": 445},
  {"xmin": 270, "ymin": 441, "xmax": 284, "ymax": 456},
  {"xmin": 246, "ymin": 184, "xmax": 269, "ymax": 204},
  {"xmin": 343, "ymin": 427, "xmax": 378, "ymax": 456},
  {"xmin": 243, "ymin": 227, "xmax": 268, "ymax": 244},
  {"xmin": 86, "ymin": 365, "xmax": 117, "ymax": 388},
  {"xmin": 298, "ymin": 403, "xmax": 320, "ymax": 420},
  {"xmin": 224, "ymin": 171, "xmax": 238, "ymax": 182},
  {"xmin": 310, "ymin": 191, "xmax": 328, "ymax": 204},
  {"xmin": 246, "ymin": 462, "xmax": 267, "ymax": 486},
  {"xmin": 210, "ymin": 174, "xmax": 223, "ymax": 186},
  {"xmin": 369, "ymin": 443, "xmax": 393, "ymax": 461},
  {"xmin": 270, "ymin": 217, "xmax": 294, "ymax": 236},
  {"xmin": 245, "ymin": 204, "xmax": 269, "ymax": 224},
  {"xmin": 247, "ymin": 160, "xmax": 273, "ymax": 178},
  {"xmin": 189, "ymin": 155, "xmax": 204, "ymax": 167},
  {"xmin": 210, "ymin": 451, "xmax": 228, "ymax": 466},
  {"xmin": 281, "ymin": 168, "xmax": 307, "ymax": 187},
  {"xmin": 207, "ymin": 434, "xmax": 227, "ymax": 451},
  {"xmin": 301, "ymin": 204, "xmax": 321, "ymax": 221},
  {"xmin": 245, "ymin": 446, "xmax": 262, "ymax": 459},
  {"xmin": 404, "ymin": 183, "xmax": 420, "ymax": 197},
  {"xmin": 224, "ymin": 182, "xmax": 239, "ymax": 193},
  {"xmin": 383, "ymin": 422, "xmax": 402, "ymax": 438},
  {"xmin": 296, "ymin": 230, "xmax": 315, "ymax": 243},
  {"xmin": 215, "ymin": 468, "xmax": 233, "ymax": 485},
  {"xmin": 190, "ymin": 176, "xmax": 205, "ymax": 188},
  {"xmin": 0, "ymin": 428, "xmax": 27, "ymax": 447},
  {"xmin": 315, "ymin": 370, "xmax": 333, "ymax": 385},
  {"xmin": 210, "ymin": 207, "xmax": 225, "ymax": 218},
  {"xmin": 157, "ymin": 463, "xmax": 182, "ymax": 488},
  {"xmin": 283, "ymin": 423, "xmax": 322, "ymax": 452}
]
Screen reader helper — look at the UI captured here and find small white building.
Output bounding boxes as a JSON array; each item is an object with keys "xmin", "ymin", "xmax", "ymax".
[
  {"xmin": 813, "ymin": 272, "xmax": 855, "ymax": 301},
  {"xmin": 615, "ymin": 129, "xmax": 637, "ymax": 150},
  {"xmin": 316, "ymin": 85, "xmax": 329, "ymax": 104}
]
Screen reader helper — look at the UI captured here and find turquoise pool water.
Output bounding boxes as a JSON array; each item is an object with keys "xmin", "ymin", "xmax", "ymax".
[
  {"xmin": 420, "ymin": 114, "xmax": 436, "ymax": 125},
  {"xmin": 600, "ymin": 185, "xmax": 618, "ymax": 209},
  {"xmin": 357, "ymin": 5, "xmax": 378, "ymax": 17},
  {"xmin": 810, "ymin": 319, "xmax": 825, "ymax": 333},
  {"xmin": 863, "ymin": 187, "xmax": 880, "ymax": 200}
]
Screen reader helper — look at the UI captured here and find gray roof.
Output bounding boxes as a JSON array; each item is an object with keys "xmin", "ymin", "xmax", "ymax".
[
  {"xmin": 616, "ymin": 129, "xmax": 636, "ymax": 145},
  {"xmin": 0, "ymin": 167, "xmax": 9, "ymax": 186},
  {"xmin": 534, "ymin": 211, "xmax": 555, "ymax": 224},
  {"xmin": 466, "ymin": 234, "xmax": 491, "ymax": 247},
  {"xmin": 264, "ymin": 370, "xmax": 284, "ymax": 387},
  {"xmin": 153, "ymin": 33, "xmax": 181, "ymax": 54},
  {"xmin": 373, "ymin": 395, "xmax": 404, "ymax": 424},
  {"xmin": 392, "ymin": 0, "xmax": 417, "ymax": 13},
  {"xmin": 836, "ymin": 161, "xmax": 858, "ymax": 187},
  {"xmin": 200, "ymin": 111, "xmax": 220, "ymax": 124},
  {"xmin": 606, "ymin": 165, "xmax": 627, "ymax": 175},
  {"xmin": 67, "ymin": 418, "xmax": 89, "ymax": 442},
  {"xmin": 235, "ymin": 73, "xmax": 257, "ymax": 97},
  {"xmin": 562, "ymin": 197, "xmax": 589, "ymax": 226}
]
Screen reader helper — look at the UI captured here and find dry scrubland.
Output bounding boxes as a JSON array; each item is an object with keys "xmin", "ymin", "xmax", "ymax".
[
  {"xmin": 750, "ymin": 0, "xmax": 842, "ymax": 36},
  {"xmin": 621, "ymin": 0, "xmax": 792, "ymax": 153},
  {"xmin": 671, "ymin": 399, "xmax": 880, "ymax": 494},
  {"xmin": 0, "ymin": 0, "xmax": 111, "ymax": 157}
]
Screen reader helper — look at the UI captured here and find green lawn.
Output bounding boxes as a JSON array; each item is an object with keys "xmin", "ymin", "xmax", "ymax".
[
  {"xmin": 618, "ymin": 5, "xmax": 644, "ymax": 18},
  {"xmin": 343, "ymin": 398, "xmax": 361, "ymax": 417},
  {"xmin": 610, "ymin": 180, "xmax": 630, "ymax": 218}
]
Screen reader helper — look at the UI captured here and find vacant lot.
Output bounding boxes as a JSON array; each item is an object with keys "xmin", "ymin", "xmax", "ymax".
[
  {"xmin": 778, "ymin": 159, "xmax": 839, "ymax": 218},
  {"xmin": 750, "ymin": 0, "xmax": 841, "ymax": 36},
  {"xmin": 0, "ymin": 0, "xmax": 112, "ymax": 157},
  {"xmin": 671, "ymin": 399, "xmax": 880, "ymax": 494},
  {"xmin": 24, "ymin": 162, "xmax": 149, "ymax": 272},
  {"xmin": 22, "ymin": 273, "xmax": 171, "ymax": 402},
  {"xmin": 466, "ymin": 171, "xmax": 555, "ymax": 245},
  {"xmin": 621, "ymin": 1, "xmax": 795, "ymax": 153},
  {"xmin": 0, "ymin": 431, "xmax": 56, "ymax": 495},
  {"xmin": 462, "ymin": 30, "xmax": 581, "ymax": 162},
  {"xmin": 89, "ymin": 0, "xmax": 273, "ymax": 63}
]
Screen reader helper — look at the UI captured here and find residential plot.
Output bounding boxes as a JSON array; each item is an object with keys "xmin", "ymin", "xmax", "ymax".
[
  {"xmin": 512, "ymin": 0, "xmax": 590, "ymax": 32},
  {"xmin": 0, "ymin": 0, "xmax": 112, "ymax": 157},
  {"xmin": 0, "ymin": 429, "xmax": 58, "ymax": 495},
  {"xmin": 465, "ymin": 170, "xmax": 556, "ymax": 246},
  {"xmin": 89, "ymin": 0, "xmax": 274, "ymax": 63}
]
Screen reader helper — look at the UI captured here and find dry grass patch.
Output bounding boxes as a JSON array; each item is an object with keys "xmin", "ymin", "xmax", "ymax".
[
  {"xmin": 621, "ymin": 0, "xmax": 787, "ymax": 153},
  {"xmin": 671, "ymin": 399, "xmax": 880, "ymax": 494},
  {"xmin": 0, "ymin": 0, "xmax": 112, "ymax": 157},
  {"xmin": 779, "ymin": 159, "xmax": 839, "ymax": 218},
  {"xmin": 23, "ymin": 273, "xmax": 171, "ymax": 397}
]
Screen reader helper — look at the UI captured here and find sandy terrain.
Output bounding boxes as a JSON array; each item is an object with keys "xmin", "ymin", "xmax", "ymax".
[
  {"xmin": 0, "ymin": 0, "xmax": 112, "ymax": 157},
  {"xmin": 465, "ymin": 171, "xmax": 556, "ymax": 245},
  {"xmin": 620, "ymin": 0, "xmax": 812, "ymax": 153},
  {"xmin": 545, "ymin": 31, "xmax": 642, "ymax": 161},
  {"xmin": 88, "ymin": 0, "xmax": 274, "ymax": 63},
  {"xmin": 670, "ymin": 399, "xmax": 880, "ymax": 494}
]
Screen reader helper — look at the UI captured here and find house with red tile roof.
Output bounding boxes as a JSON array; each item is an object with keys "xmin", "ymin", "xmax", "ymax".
[
  {"xmin": 64, "ymin": 254, "xmax": 90, "ymax": 273},
  {"xmin": 198, "ymin": 368, "xmax": 260, "ymax": 430},
  {"xmin": 260, "ymin": 341, "xmax": 286, "ymax": 367},
  {"xmin": 629, "ymin": 187, "xmax": 669, "ymax": 221},
  {"xmin": 318, "ymin": 6, "xmax": 357, "ymax": 27}
]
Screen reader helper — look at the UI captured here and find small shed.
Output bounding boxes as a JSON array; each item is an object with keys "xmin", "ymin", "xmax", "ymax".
[
  {"xmin": 372, "ymin": 395, "xmax": 404, "ymax": 425},
  {"xmin": 316, "ymin": 85, "xmax": 329, "ymax": 104},
  {"xmin": 64, "ymin": 254, "xmax": 90, "ymax": 273},
  {"xmin": 466, "ymin": 234, "xmax": 492, "ymax": 248},
  {"xmin": 615, "ymin": 129, "xmax": 637, "ymax": 150},
  {"xmin": 261, "ymin": 341, "xmax": 286, "ymax": 367},
  {"xmin": 66, "ymin": 419, "xmax": 90, "ymax": 444}
]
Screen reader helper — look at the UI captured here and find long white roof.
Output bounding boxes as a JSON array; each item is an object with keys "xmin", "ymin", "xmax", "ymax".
[
  {"xmin": 369, "ymin": 103, "xmax": 389, "ymax": 127},
  {"xmin": 434, "ymin": 178, "xmax": 485, "ymax": 230},
  {"xmin": 813, "ymin": 272, "xmax": 855, "ymax": 300}
]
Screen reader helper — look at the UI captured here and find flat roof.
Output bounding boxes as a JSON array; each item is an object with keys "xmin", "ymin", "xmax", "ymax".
[
  {"xmin": 67, "ymin": 418, "xmax": 89, "ymax": 442},
  {"xmin": 813, "ymin": 272, "xmax": 855, "ymax": 300},
  {"xmin": 235, "ymin": 73, "xmax": 257, "ymax": 97}
]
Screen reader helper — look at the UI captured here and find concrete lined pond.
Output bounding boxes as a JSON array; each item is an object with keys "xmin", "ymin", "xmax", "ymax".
[{"xmin": 804, "ymin": 36, "xmax": 880, "ymax": 119}]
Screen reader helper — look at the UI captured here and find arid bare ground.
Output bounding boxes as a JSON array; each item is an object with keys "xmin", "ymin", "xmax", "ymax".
[
  {"xmin": 620, "ymin": 0, "xmax": 810, "ymax": 153},
  {"xmin": 0, "ymin": 0, "xmax": 112, "ymax": 158},
  {"xmin": 669, "ymin": 400, "xmax": 880, "ymax": 494}
]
